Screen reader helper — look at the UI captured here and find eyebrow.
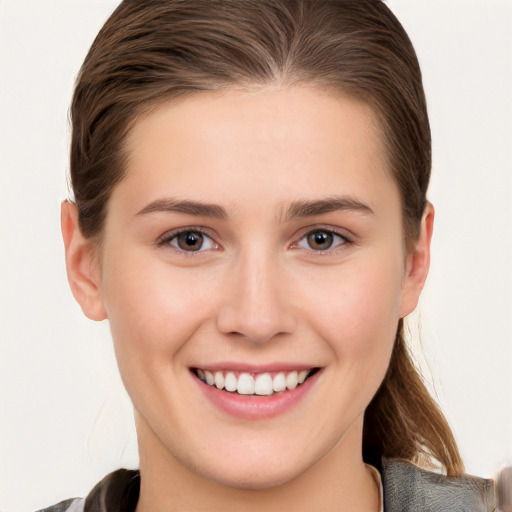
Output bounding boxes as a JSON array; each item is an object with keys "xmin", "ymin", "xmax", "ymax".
[
  {"xmin": 136, "ymin": 198, "xmax": 227, "ymax": 220},
  {"xmin": 283, "ymin": 195, "xmax": 374, "ymax": 221},
  {"xmin": 136, "ymin": 195, "xmax": 373, "ymax": 221}
]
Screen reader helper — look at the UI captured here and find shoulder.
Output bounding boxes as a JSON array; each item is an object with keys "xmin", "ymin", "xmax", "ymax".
[
  {"xmin": 382, "ymin": 458, "xmax": 496, "ymax": 512},
  {"xmin": 36, "ymin": 468, "xmax": 139, "ymax": 512},
  {"xmin": 37, "ymin": 469, "xmax": 140, "ymax": 512},
  {"xmin": 36, "ymin": 498, "xmax": 85, "ymax": 512}
]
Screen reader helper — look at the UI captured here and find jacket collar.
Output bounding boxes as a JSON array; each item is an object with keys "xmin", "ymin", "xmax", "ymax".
[
  {"xmin": 81, "ymin": 458, "xmax": 495, "ymax": 512},
  {"xmin": 382, "ymin": 458, "xmax": 495, "ymax": 511}
]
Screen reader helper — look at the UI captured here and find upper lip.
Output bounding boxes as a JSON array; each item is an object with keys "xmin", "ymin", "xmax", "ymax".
[{"xmin": 191, "ymin": 363, "xmax": 319, "ymax": 373}]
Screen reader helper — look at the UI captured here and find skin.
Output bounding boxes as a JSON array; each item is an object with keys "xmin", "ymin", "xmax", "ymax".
[{"xmin": 62, "ymin": 86, "xmax": 433, "ymax": 511}]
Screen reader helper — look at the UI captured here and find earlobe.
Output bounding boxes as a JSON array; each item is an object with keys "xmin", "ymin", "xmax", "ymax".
[
  {"xmin": 61, "ymin": 200, "xmax": 107, "ymax": 321},
  {"xmin": 399, "ymin": 202, "xmax": 435, "ymax": 318}
]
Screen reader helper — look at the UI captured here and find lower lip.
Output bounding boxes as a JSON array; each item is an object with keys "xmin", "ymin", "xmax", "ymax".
[{"xmin": 193, "ymin": 370, "xmax": 322, "ymax": 420}]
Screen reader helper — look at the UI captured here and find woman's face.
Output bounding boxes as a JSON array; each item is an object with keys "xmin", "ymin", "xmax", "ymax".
[{"xmin": 69, "ymin": 87, "xmax": 430, "ymax": 489}]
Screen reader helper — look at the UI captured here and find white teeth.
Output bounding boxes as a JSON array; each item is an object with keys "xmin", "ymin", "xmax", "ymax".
[
  {"xmin": 237, "ymin": 373, "xmax": 255, "ymax": 395},
  {"xmin": 214, "ymin": 371, "xmax": 225, "ymax": 389},
  {"xmin": 298, "ymin": 370, "xmax": 308, "ymax": 384},
  {"xmin": 196, "ymin": 368, "xmax": 313, "ymax": 395},
  {"xmin": 204, "ymin": 370, "xmax": 214, "ymax": 386},
  {"xmin": 286, "ymin": 371, "xmax": 298, "ymax": 390},
  {"xmin": 224, "ymin": 372, "xmax": 237, "ymax": 392},
  {"xmin": 272, "ymin": 372, "xmax": 286, "ymax": 392},
  {"xmin": 254, "ymin": 373, "xmax": 273, "ymax": 396}
]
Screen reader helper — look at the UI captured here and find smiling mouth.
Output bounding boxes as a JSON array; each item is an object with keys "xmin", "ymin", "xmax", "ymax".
[{"xmin": 192, "ymin": 368, "xmax": 320, "ymax": 396}]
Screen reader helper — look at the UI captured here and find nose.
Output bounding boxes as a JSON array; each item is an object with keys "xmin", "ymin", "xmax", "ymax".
[{"xmin": 216, "ymin": 249, "xmax": 297, "ymax": 344}]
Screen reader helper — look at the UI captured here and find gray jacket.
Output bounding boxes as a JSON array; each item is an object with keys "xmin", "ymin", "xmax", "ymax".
[{"xmin": 37, "ymin": 458, "xmax": 496, "ymax": 511}]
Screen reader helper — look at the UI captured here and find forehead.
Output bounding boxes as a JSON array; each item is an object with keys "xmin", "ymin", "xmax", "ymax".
[{"xmin": 120, "ymin": 86, "xmax": 396, "ymax": 213}]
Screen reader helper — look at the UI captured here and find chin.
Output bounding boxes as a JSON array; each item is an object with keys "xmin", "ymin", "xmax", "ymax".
[
  {"xmin": 204, "ymin": 464, "xmax": 305, "ymax": 491},
  {"xmin": 188, "ymin": 444, "xmax": 320, "ymax": 491}
]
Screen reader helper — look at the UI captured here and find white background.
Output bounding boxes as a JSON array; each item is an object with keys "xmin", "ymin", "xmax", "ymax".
[{"xmin": 1, "ymin": 1, "xmax": 511, "ymax": 510}]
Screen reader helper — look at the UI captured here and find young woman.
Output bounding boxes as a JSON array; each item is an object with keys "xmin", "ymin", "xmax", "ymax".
[{"xmin": 42, "ymin": 0, "xmax": 495, "ymax": 510}]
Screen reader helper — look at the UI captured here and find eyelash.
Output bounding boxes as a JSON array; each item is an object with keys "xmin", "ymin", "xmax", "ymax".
[
  {"xmin": 294, "ymin": 228, "xmax": 351, "ymax": 253},
  {"xmin": 157, "ymin": 227, "xmax": 219, "ymax": 254},
  {"xmin": 156, "ymin": 226, "xmax": 352, "ymax": 255}
]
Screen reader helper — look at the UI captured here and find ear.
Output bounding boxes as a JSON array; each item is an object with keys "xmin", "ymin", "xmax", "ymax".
[
  {"xmin": 399, "ymin": 202, "xmax": 434, "ymax": 318},
  {"xmin": 61, "ymin": 200, "xmax": 107, "ymax": 321}
]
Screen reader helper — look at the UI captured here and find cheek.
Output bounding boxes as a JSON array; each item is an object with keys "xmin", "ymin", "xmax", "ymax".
[
  {"xmin": 303, "ymin": 255, "xmax": 404, "ymax": 362},
  {"xmin": 100, "ymin": 249, "xmax": 220, "ymax": 366}
]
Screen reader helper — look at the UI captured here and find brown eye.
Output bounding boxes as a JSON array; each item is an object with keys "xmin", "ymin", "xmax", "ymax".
[
  {"xmin": 176, "ymin": 231, "xmax": 203, "ymax": 251},
  {"xmin": 297, "ymin": 229, "xmax": 348, "ymax": 252},
  {"xmin": 168, "ymin": 230, "xmax": 215, "ymax": 252},
  {"xmin": 307, "ymin": 231, "xmax": 334, "ymax": 250}
]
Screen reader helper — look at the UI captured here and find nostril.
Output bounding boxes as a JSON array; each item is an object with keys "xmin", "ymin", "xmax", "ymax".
[
  {"xmin": 215, "ymin": 266, "xmax": 297, "ymax": 342},
  {"xmin": 216, "ymin": 305, "xmax": 296, "ymax": 344}
]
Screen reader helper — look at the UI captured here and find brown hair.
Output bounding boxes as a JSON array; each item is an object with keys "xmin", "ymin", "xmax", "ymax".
[{"xmin": 70, "ymin": 0, "xmax": 464, "ymax": 475}]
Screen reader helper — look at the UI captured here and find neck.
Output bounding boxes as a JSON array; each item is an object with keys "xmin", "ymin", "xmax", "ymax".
[{"xmin": 135, "ymin": 416, "xmax": 379, "ymax": 512}]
